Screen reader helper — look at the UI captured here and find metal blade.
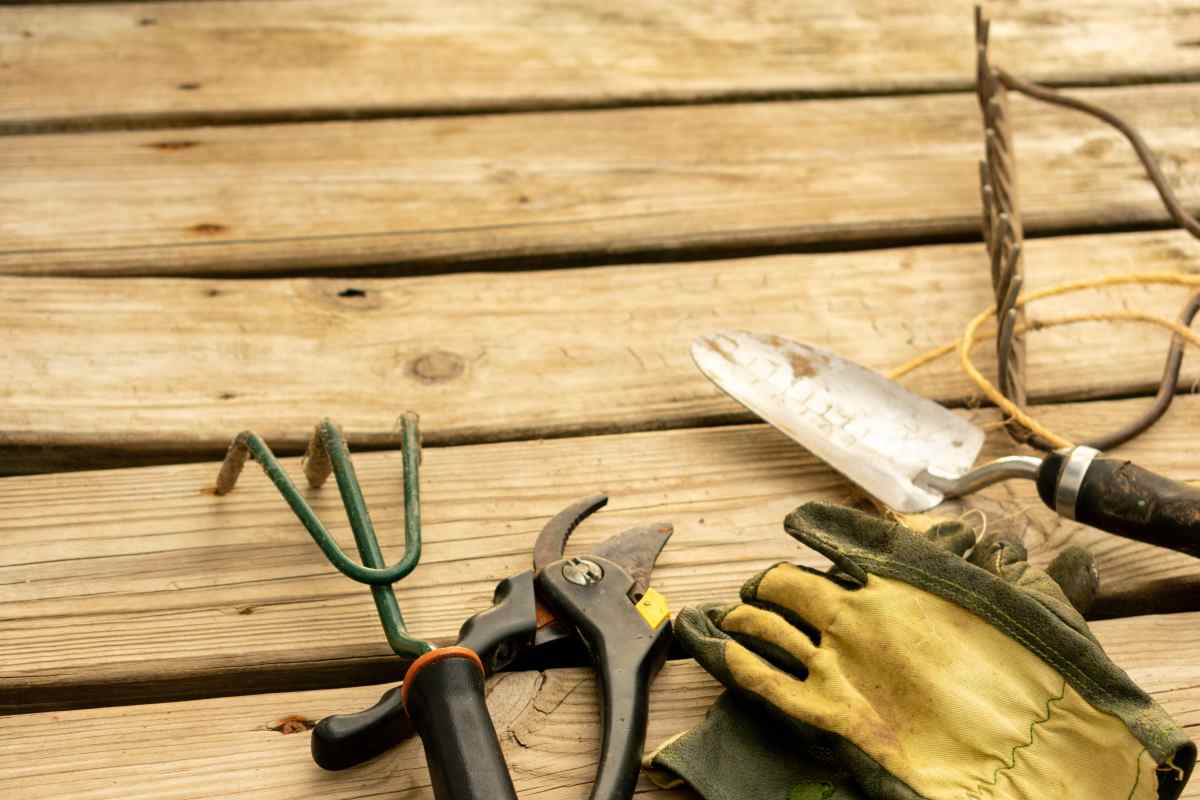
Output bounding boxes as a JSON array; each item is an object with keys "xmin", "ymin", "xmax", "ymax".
[
  {"xmin": 533, "ymin": 494, "xmax": 608, "ymax": 572},
  {"xmin": 591, "ymin": 522, "xmax": 673, "ymax": 598},
  {"xmin": 691, "ymin": 331, "xmax": 985, "ymax": 512}
]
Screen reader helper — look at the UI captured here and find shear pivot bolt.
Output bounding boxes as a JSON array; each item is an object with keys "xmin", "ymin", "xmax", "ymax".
[{"xmin": 562, "ymin": 558, "xmax": 604, "ymax": 585}]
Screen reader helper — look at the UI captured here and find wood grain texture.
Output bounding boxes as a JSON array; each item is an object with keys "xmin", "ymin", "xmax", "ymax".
[
  {"xmin": 3, "ymin": 611, "xmax": 1199, "ymax": 799},
  {"xmin": 3, "ymin": 1, "xmax": 1200, "ymax": 131},
  {"xmin": 3, "ymin": 85, "xmax": 1200, "ymax": 276},
  {"xmin": 2, "ymin": 229, "xmax": 1199, "ymax": 472},
  {"xmin": 3, "ymin": 393, "xmax": 1199, "ymax": 712}
]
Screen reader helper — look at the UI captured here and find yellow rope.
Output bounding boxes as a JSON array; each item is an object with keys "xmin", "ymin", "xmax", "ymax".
[
  {"xmin": 888, "ymin": 273, "xmax": 1200, "ymax": 449},
  {"xmin": 890, "ymin": 311, "xmax": 1200, "ymax": 383}
]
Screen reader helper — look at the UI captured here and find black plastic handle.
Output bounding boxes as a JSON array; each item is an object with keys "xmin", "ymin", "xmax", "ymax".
[
  {"xmin": 587, "ymin": 617, "xmax": 671, "ymax": 800},
  {"xmin": 1038, "ymin": 454, "xmax": 1200, "ymax": 558},
  {"xmin": 536, "ymin": 557, "xmax": 673, "ymax": 800},
  {"xmin": 405, "ymin": 651, "xmax": 519, "ymax": 800},
  {"xmin": 311, "ymin": 685, "xmax": 413, "ymax": 770},
  {"xmin": 309, "ymin": 572, "xmax": 539, "ymax": 772}
]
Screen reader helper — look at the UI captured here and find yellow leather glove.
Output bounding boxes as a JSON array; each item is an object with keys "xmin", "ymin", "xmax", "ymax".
[{"xmin": 665, "ymin": 503, "xmax": 1193, "ymax": 800}]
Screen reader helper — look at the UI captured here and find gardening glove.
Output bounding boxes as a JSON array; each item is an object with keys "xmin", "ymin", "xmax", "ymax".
[
  {"xmin": 645, "ymin": 519, "xmax": 1101, "ymax": 800},
  {"xmin": 647, "ymin": 690, "xmax": 863, "ymax": 800},
  {"xmin": 644, "ymin": 519, "xmax": 1102, "ymax": 800},
  {"xmin": 648, "ymin": 503, "xmax": 1194, "ymax": 800}
]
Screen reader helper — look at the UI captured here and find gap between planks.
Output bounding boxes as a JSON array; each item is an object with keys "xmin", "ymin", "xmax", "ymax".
[
  {"xmin": 2, "ymin": 613, "xmax": 1199, "ymax": 798},
  {"xmin": 2, "ymin": 84, "xmax": 1200, "ymax": 277},
  {"xmin": 2, "ymin": 393, "xmax": 1199, "ymax": 713},
  {"xmin": 2, "ymin": 229, "xmax": 1199, "ymax": 474},
  {"xmin": 3, "ymin": 1, "xmax": 1200, "ymax": 133}
]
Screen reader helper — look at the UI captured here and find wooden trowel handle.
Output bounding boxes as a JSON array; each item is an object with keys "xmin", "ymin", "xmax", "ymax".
[{"xmin": 1037, "ymin": 447, "xmax": 1200, "ymax": 559}]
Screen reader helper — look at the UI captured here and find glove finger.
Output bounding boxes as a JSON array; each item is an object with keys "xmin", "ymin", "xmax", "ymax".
[
  {"xmin": 742, "ymin": 561, "xmax": 852, "ymax": 632},
  {"xmin": 674, "ymin": 604, "xmax": 817, "ymax": 723},
  {"xmin": 922, "ymin": 519, "xmax": 976, "ymax": 557},
  {"xmin": 672, "ymin": 603, "xmax": 740, "ymax": 679},
  {"xmin": 966, "ymin": 532, "xmax": 1099, "ymax": 616},
  {"xmin": 719, "ymin": 604, "xmax": 817, "ymax": 678},
  {"xmin": 966, "ymin": 531, "xmax": 1028, "ymax": 578},
  {"xmin": 1045, "ymin": 546, "xmax": 1100, "ymax": 616},
  {"xmin": 968, "ymin": 534, "xmax": 1098, "ymax": 635}
]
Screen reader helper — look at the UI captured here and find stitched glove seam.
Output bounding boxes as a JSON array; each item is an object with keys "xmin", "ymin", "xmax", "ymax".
[{"xmin": 965, "ymin": 679, "xmax": 1069, "ymax": 798}]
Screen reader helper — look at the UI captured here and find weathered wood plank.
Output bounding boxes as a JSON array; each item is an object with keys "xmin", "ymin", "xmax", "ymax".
[
  {"xmin": 3, "ymin": 611, "xmax": 1199, "ymax": 799},
  {"xmin": 2, "ymin": 85, "xmax": 1200, "ymax": 276},
  {"xmin": 2, "ymin": 393, "xmax": 1198, "ymax": 712},
  {"xmin": 3, "ymin": 1, "xmax": 1199, "ymax": 132},
  {"xmin": 2, "ymin": 229, "xmax": 1198, "ymax": 473}
]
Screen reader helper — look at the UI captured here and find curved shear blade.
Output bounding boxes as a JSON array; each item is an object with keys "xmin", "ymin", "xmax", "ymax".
[
  {"xmin": 591, "ymin": 523, "xmax": 673, "ymax": 597},
  {"xmin": 533, "ymin": 494, "xmax": 608, "ymax": 572}
]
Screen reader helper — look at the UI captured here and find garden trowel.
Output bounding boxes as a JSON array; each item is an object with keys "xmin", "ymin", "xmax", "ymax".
[{"xmin": 692, "ymin": 330, "xmax": 1200, "ymax": 558}]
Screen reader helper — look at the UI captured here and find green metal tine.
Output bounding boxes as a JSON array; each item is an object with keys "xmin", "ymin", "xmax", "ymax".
[{"xmin": 214, "ymin": 413, "xmax": 432, "ymax": 659}]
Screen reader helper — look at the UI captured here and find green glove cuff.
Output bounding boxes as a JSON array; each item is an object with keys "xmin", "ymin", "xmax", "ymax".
[{"xmin": 646, "ymin": 692, "xmax": 866, "ymax": 800}]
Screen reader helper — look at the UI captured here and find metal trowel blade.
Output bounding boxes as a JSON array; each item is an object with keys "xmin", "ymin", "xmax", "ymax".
[{"xmin": 691, "ymin": 331, "xmax": 985, "ymax": 512}]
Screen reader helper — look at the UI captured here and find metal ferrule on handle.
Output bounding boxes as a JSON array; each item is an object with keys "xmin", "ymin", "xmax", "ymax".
[
  {"xmin": 1036, "ymin": 447, "xmax": 1200, "ymax": 559},
  {"xmin": 1051, "ymin": 446, "xmax": 1100, "ymax": 519}
]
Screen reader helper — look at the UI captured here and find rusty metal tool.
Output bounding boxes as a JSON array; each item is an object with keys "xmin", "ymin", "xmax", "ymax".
[
  {"xmin": 693, "ymin": 331, "xmax": 1200, "ymax": 558},
  {"xmin": 974, "ymin": 6, "xmax": 1200, "ymax": 451},
  {"xmin": 309, "ymin": 495, "xmax": 673, "ymax": 800}
]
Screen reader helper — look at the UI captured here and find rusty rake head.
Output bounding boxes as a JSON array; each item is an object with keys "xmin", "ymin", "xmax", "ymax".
[{"xmin": 973, "ymin": 6, "xmax": 1200, "ymax": 452}]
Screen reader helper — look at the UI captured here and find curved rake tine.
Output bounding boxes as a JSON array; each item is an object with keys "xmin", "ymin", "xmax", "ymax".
[
  {"xmin": 977, "ymin": 5, "xmax": 1200, "ymax": 452},
  {"xmin": 214, "ymin": 413, "xmax": 431, "ymax": 658}
]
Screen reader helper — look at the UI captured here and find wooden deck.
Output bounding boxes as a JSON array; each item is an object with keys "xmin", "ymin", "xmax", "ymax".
[{"xmin": 2, "ymin": 2, "xmax": 1199, "ymax": 797}]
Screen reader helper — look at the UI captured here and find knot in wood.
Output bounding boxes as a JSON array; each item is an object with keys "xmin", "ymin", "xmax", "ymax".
[
  {"xmin": 268, "ymin": 715, "xmax": 314, "ymax": 735},
  {"xmin": 409, "ymin": 350, "xmax": 465, "ymax": 384}
]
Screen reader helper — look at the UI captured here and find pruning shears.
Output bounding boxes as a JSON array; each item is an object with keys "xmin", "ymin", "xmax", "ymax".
[{"xmin": 215, "ymin": 415, "xmax": 674, "ymax": 800}]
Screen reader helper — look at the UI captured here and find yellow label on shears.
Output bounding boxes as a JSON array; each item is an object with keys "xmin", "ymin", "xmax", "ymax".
[{"xmin": 635, "ymin": 588, "xmax": 670, "ymax": 629}]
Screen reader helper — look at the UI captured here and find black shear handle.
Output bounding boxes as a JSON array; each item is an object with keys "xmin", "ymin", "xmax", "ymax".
[
  {"xmin": 404, "ymin": 621, "xmax": 669, "ymax": 800},
  {"xmin": 310, "ymin": 685, "xmax": 413, "ymax": 771},
  {"xmin": 537, "ymin": 557, "xmax": 674, "ymax": 800},
  {"xmin": 588, "ymin": 617, "xmax": 672, "ymax": 800},
  {"xmin": 404, "ymin": 648, "xmax": 519, "ymax": 800},
  {"xmin": 310, "ymin": 571, "xmax": 539, "ymax": 774}
]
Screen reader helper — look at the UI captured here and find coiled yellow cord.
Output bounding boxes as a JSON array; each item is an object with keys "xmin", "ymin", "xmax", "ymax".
[{"xmin": 886, "ymin": 273, "xmax": 1200, "ymax": 449}]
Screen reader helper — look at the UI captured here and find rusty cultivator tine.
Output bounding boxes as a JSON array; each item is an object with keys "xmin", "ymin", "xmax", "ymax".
[
  {"xmin": 975, "ymin": 8, "xmax": 1033, "ymax": 446},
  {"xmin": 974, "ymin": 6, "xmax": 1200, "ymax": 451},
  {"xmin": 215, "ymin": 413, "xmax": 432, "ymax": 659}
]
